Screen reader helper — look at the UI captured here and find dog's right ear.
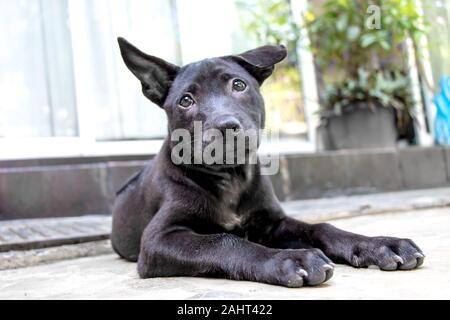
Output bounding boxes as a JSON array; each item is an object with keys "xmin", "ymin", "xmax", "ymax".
[{"xmin": 118, "ymin": 37, "xmax": 180, "ymax": 107}]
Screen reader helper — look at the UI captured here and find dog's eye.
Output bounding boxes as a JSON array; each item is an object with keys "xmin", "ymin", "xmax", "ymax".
[
  {"xmin": 232, "ymin": 79, "xmax": 247, "ymax": 92},
  {"xmin": 179, "ymin": 95, "xmax": 194, "ymax": 108}
]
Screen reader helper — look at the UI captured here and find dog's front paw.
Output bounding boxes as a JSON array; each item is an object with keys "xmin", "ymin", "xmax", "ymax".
[
  {"xmin": 350, "ymin": 237, "xmax": 425, "ymax": 271},
  {"xmin": 260, "ymin": 249, "xmax": 334, "ymax": 288}
]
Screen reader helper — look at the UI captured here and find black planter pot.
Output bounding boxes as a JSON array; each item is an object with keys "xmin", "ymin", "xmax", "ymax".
[{"xmin": 317, "ymin": 107, "xmax": 397, "ymax": 150}]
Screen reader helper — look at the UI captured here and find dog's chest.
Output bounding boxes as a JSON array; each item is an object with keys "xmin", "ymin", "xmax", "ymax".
[{"xmin": 216, "ymin": 179, "xmax": 245, "ymax": 231}]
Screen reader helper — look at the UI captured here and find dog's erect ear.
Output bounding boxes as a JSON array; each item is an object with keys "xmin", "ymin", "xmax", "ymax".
[
  {"xmin": 117, "ymin": 37, "xmax": 180, "ymax": 107},
  {"xmin": 228, "ymin": 45, "xmax": 287, "ymax": 85}
]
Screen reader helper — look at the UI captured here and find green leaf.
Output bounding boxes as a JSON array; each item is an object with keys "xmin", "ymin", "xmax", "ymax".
[
  {"xmin": 347, "ymin": 26, "xmax": 360, "ymax": 41},
  {"xmin": 380, "ymin": 40, "xmax": 391, "ymax": 51},
  {"xmin": 277, "ymin": 15, "xmax": 288, "ymax": 25},
  {"xmin": 336, "ymin": 14, "xmax": 348, "ymax": 31},
  {"xmin": 360, "ymin": 33, "xmax": 378, "ymax": 48}
]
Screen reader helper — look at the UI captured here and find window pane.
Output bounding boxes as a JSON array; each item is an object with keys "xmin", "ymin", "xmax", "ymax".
[
  {"xmin": 69, "ymin": 0, "xmax": 176, "ymax": 141},
  {"xmin": 424, "ymin": 0, "xmax": 450, "ymax": 86},
  {"xmin": 41, "ymin": 0, "xmax": 78, "ymax": 137},
  {"xmin": 0, "ymin": 0, "xmax": 77, "ymax": 138},
  {"xmin": 115, "ymin": 0, "xmax": 177, "ymax": 140},
  {"xmin": 0, "ymin": 0, "xmax": 51, "ymax": 137},
  {"xmin": 176, "ymin": 0, "xmax": 238, "ymax": 63}
]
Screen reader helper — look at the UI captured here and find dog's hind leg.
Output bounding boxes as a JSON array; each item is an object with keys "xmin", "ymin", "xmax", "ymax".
[{"xmin": 111, "ymin": 187, "xmax": 148, "ymax": 262}]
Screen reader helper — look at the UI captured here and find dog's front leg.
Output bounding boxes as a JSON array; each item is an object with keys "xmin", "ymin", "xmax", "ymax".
[
  {"xmin": 269, "ymin": 216, "xmax": 425, "ymax": 271},
  {"xmin": 137, "ymin": 217, "xmax": 334, "ymax": 287}
]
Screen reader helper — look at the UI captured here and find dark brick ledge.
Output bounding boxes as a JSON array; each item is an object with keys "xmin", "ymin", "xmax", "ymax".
[{"xmin": 1, "ymin": 147, "xmax": 450, "ymax": 220}]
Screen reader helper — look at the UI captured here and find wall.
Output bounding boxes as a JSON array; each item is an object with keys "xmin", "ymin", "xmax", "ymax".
[{"xmin": 1, "ymin": 147, "xmax": 450, "ymax": 220}]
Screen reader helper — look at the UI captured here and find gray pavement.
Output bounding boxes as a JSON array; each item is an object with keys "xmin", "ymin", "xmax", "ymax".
[
  {"xmin": 1, "ymin": 207, "xmax": 449, "ymax": 299},
  {"xmin": 0, "ymin": 215, "xmax": 110, "ymax": 252},
  {"xmin": 2, "ymin": 187, "xmax": 450, "ymax": 255}
]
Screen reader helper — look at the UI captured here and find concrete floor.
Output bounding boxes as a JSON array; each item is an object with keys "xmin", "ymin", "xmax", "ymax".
[{"xmin": 1, "ymin": 208, "xmax": 450, "ymax": 300}]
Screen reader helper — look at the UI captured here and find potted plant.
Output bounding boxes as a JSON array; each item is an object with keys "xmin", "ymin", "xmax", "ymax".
[
  {"xmin": 318, "ymin": 69, "xmax": 415, "ymax": 149},
  {"xmin": 304, "ymin": 0, "xmax": 427, "ymax": 149}
]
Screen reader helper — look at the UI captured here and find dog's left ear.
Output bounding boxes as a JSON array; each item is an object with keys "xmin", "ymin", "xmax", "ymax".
[{"xmin": 228, "ymin": 45, "xmax": 287, "ymax": 85}]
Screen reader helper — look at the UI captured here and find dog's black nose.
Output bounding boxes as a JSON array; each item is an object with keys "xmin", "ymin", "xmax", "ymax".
[{"xmin": 217, "ymin": 117, "xmax": 242, "ymax": 136}]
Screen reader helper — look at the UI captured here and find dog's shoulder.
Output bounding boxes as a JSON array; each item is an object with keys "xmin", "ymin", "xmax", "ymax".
[
  {"xmin": 115, "ymin": 169, "xmax": 143, "ymax": 196},
  {"xmin": 115, "ymin": 159, "xmax": 157, "ymax": 196}
]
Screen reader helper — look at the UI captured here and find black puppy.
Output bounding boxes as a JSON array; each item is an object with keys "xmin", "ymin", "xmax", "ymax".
[{"xmin": 111, "ymin": 38, "xmax": 425, "ymax": 288}]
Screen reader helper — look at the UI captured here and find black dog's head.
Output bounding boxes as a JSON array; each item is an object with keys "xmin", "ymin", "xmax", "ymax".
[{"xmin": 118, "ymin": 37, "xmax": 286, "ymax": 166}]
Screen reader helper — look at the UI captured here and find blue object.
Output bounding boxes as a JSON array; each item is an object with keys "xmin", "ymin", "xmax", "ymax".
[{"xmin": 434, "ymin": 76, "xmax": 450, "ymax": 145}]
